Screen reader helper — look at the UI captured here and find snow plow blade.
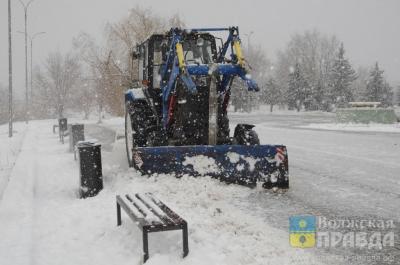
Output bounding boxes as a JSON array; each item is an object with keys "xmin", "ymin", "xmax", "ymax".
[{"xmin": 132, "ymin": 145, "xmax": 289, "ymax": 189}]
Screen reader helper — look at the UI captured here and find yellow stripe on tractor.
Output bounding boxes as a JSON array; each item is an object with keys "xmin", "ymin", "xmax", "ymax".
[
  {"xmin": 233, "ymin": 40, "xmax": 245, "ymax": 67},
  {"xmin": 176, "ymin": 42, "xmax": 186, "ymax": 72}
]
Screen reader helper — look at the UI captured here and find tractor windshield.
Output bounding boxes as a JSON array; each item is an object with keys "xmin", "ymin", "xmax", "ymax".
[{"xmin": 183, "ymin": 38, "xmax": 213, "ymax": 65}]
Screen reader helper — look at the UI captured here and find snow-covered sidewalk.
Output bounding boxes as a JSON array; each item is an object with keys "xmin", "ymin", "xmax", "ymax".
[
  {"xmin": 0, "ymin": 120, "xmax": 326, "ymax": 265},
  {"xmin": 0, "ymin": 123, "xmax": 27, "ymax": 200}
]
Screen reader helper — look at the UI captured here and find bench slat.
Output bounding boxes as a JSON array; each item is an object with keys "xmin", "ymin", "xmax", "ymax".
[
  {"xmin": 116, "ymin": 195, "xmax": 145, "ymax": 225},
  {"xmin": 126, "ymin": 194, "xmax": 163, "ymax": 226},
  {"xmin": 146, "ymin": 193, "xmax": 186, "ymax": 225},
  {"xmin": 136, "ymin": 194, "xmax": 176, "ymax": 227}
]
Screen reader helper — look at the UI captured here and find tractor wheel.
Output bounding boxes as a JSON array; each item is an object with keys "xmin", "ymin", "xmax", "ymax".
[
  {"xmin": 125, "ymin": 102, "xmax": 147, "ymax": 168},
  {"xmin": 233, "ymin": 124, "xmax": 260, "ymax": 145},
  {"xmin": 125, "ymin": 103, "xmax": 135, "ymax": 167},
  {"xmin": 247, "ymin": 130, "xmax": 260, "ymax": 145}
]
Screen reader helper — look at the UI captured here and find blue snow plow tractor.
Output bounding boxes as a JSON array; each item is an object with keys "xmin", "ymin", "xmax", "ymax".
[{"xmin": 125, "ymin": 27, "xmax": 288, "ymax": 189}]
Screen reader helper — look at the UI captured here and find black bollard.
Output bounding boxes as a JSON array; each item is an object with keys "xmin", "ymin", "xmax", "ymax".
[
  {"xmin": 69, "ymin": 124, "xmax": 85, "ymax": 152},
  {"xmin": 58, "ymin": 118, "xmax": 68, "ymax": 143}
]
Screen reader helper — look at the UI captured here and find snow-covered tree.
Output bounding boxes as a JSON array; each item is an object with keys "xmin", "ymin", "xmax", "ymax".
[
  {"xmin": 275, "ymin": 30, "xmax": 339, "ymax": 111},
  {"xmin": 262, "ymin": 78, "xmax": 281, "ymax": 112},
  {"xmin": 327, "ymin": 43, "xmax": 356, "ymax": 107},
  {"xmin": 287, "ymin": 63, "xmax": 308, "ymax": 111},
  {"xmin": 365, "ymin": 63, "xmax": 393, "ymax": 107}
]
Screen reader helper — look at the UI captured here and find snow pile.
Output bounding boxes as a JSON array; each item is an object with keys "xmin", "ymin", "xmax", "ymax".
[
  {"xmin": 227, "ymin": 152, "xmax": 265, "ymax": 172},
  {"xmin": 298, "ymin": 122, "xmax": 400, "ymax": 133},
  {"xmin": 182, "ymin": 155, "xmax": 221, "ymax": 175},
  {"xmin": 242, "ymin": 156, "xmax": 259, "ymax": 171},
  {"xmin": 226, "ymin": 152, "xmax": 240, "ymax": 163}
]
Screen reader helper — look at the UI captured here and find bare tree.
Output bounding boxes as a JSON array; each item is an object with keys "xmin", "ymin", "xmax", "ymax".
[
  {"xmin": 33, "ymin": 51, "xmax": 81, "ymax": 118},
  {"xmin": 72, "ymin": 7, "xmax": 186, "ymax": 119},
  {"xmin": 73, "ymin": 34, "xmax": 126, "ymax": 121},
  {"xmin": 230, "ymin": 44, "xmax": 272, "ymax": 112}
]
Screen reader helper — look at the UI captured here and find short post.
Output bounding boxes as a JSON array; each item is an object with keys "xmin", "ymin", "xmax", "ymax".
[
  {"xmin": 69, "ymin": 124, "xmax": 84, "ymax": 152},
  {"xmin": 58, "ymin": 118, "xmax": 68, "ymax": 143},
  {"xmin": 77, "ymin": 141, "xmax": 103, "ymax": 198}
]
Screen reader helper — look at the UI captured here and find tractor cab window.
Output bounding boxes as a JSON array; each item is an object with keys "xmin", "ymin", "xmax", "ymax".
[
  {"xmin": 183, "ymin": 37, "xmax": 213, "ymax": 65},
  {"xmin": 152, "ymin": 40, "xmax": 164, "ymax": 89},
  {"xmin": 138, "ymin": 45, "xmax": 144, "ymax": 81},
  {"xmin": 138, "ymin": 43, "xmax": 148, "ymax": 82}
]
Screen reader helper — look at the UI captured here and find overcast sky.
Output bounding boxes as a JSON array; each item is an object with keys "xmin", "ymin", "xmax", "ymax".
[{"xmin": 1, "ymin": 0, "xmax": 399, "ymax": 97}]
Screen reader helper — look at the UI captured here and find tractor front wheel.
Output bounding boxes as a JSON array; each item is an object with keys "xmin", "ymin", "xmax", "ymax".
[
  {"xmin": 125, "ymin": 103, "xmax": 135, "ymax": 167},
  {"xmin": 125, "ymin": 102, "xmax": 147, "ymax": 168}
]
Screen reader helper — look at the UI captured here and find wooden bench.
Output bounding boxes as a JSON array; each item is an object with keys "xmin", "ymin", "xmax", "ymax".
[{"xmin": 116, "ymin": 193, "xmax": 189, "ymax": 263}]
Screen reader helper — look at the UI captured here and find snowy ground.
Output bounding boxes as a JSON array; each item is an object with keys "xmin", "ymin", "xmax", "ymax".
[{"xmin": 0, "ymin": 111, "xmax": 399, "ymax": 264}]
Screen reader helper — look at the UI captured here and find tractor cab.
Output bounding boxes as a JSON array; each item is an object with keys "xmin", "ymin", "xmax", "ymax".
[
  {"xmin": 132, "ymin": 32, "xmax": 220, "ymax": 145},
  {"xmin": 134, "ymin": 32, "xmax": 217, "ymax": 99}
]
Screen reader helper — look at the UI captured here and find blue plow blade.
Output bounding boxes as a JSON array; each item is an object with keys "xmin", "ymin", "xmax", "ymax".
[{"xmin": 132, "ymin": 145, "xmax": 289, "ymax": 189}]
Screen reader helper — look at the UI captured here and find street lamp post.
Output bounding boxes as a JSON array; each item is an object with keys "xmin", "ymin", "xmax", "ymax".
[
  {"xmin": 8, "ymin": 0, "xmax": 13, "ymax": 137},
  {"xmin": 18, "ymin": 0, "xmax": 35, "ymax": 124}
]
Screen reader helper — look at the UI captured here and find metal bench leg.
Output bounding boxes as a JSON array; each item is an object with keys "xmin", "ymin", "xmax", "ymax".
[
  {"xmin": 143, "ymin": 230, "xmax": 149, "ymax": 263},
  {"xmin": 182, "ymin": 223, "xmax": 189, "ymax": 258},
  {"xmin": 116, "ymin": 202, "xmax": 122, "ymax": 226}
]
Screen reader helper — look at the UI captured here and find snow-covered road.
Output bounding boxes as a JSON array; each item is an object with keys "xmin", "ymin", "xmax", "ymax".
[
  {"xmin": 232, "ymin": 113, "xmax": 400, "ymax": 264},
  {"xmin": 0, "ymin": 112, "xmax": 399, "ymax": 264}
]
